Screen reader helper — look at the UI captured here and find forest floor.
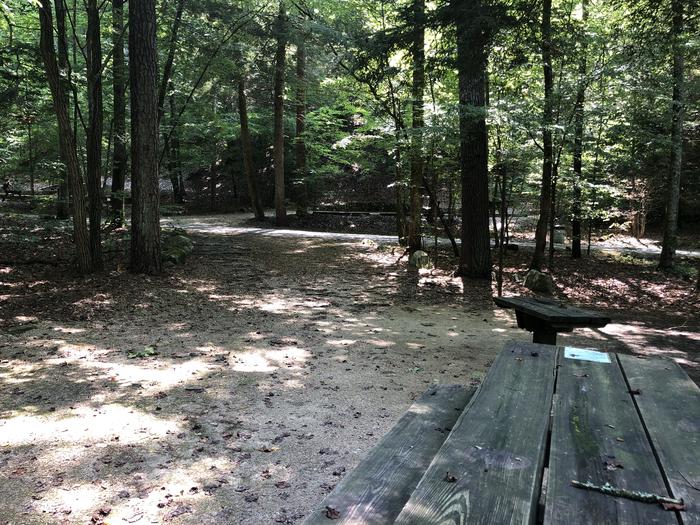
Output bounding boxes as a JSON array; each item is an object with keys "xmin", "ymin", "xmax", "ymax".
[{"xmin": 0, "ymin": 212, "xmax": 698, "ymax": 525}]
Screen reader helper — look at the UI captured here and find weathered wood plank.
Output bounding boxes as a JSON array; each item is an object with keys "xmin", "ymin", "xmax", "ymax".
[
  {"xmin": 394, "ymin": 342, "xmax": 557, "ymax": 525},
  {"xmin": 495, "ymin": 296, "xmax": 610, "ymax": 326},
  {"xmin": 544, "ymin": 349, "xmax": 677, "ymax": 525},
  {"xmin": 303, "ymin": 384, "xmax": 476, "ymax": 525},
  {"xmin": 618, "ymin": 355, "xmax": 700, "ymax": 525}
]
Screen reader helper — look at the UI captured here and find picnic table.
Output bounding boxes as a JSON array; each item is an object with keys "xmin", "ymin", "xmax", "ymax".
[
  {"xmin": 495, "ymin": 296, "xmax": 611, "ymax": 345},
  {"xmin": 304, "ymin": 342, "xmax": 699, "ymax": 524}
]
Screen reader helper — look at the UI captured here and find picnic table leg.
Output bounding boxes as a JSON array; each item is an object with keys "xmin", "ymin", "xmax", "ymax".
[{"xmin": 532, "ymin": 330, "xmax": 557, "ymax": 345}]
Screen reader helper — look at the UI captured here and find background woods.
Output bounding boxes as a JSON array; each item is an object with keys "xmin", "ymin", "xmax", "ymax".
[{"xmin": 0, "ymin": 0, "xmax": 698, "ymax": 282}]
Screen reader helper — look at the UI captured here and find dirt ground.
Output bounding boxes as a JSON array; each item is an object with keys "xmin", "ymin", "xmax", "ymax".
[{"xmin": 1, "ymin": 213, "xmax": 698, "ymax": 525}]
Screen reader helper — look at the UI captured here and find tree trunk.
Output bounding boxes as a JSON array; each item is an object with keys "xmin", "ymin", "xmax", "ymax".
[
  {"xmin": 407, "ymin": 0, "xmax": 425, "ymax": 254},
  {"xmin": 129, "ymin": 0, "xmax": 162, "ymax": 274},
  {"xmin": 28, "ymin": 121, "xmax": 35, "ymax": 196},
  {"xmin": 571, "ymin": 0, "xmax": 587, "ymax": 259},
  {"xmin": 455, "ymin": 0, "xmax": 492, "ymax": 279},
  {"xmin": 395, "ymin": 129, "xmax": 407, "ymax": 245},
  {"xmin": 157, "ymin": 0, "xmax": 185, "ymax": 125},
  {"xmin": 168, "ymin": 90, "xmax": 185, "ymax": 204},
  {"xmin": 238, "ymin": 76, "xmax": 265, "ymax": 220},
  {"xmin": 111, "ymin": 0, "xmax": 127, "ymax": 225},
  {"xmin": 295, "ymin": 39, "xmax": 308, "ymax": 217},
  {"xmin": 273, "ymin": 1, "xmax": 287, "ymax": 226},
  {"xmin": 659, "ymin": 0, "xmax": 685, "ymax": 270},
  {"xmin": 531, "ymin": 0, "xmax": 554, "ymax": 271},
  {"xmin": 209, "ymin": 161, "xmax": 217, "ymax": 212},
  {"xmin": 39, "ymin": 0, "xmax": 92, "ymax": 274},
  {"xmin": 54, "ymin": 0, "xmax": 70, "ymax": 220},
  {"xmin": 86, "ymin": 0, "xmax": 103, "ymax": 269}
]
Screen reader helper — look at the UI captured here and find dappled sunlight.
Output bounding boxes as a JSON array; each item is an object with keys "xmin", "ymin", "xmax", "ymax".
[
  {"xmin": 85, "ymin": 358, "xmax": 212, "ymax": 390},
  {"xmin": 0, "ymin": 404, "xmax": 181, "ymax": 447}
]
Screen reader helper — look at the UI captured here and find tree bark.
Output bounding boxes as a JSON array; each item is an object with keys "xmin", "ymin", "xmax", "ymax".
[
  {"xmin": 408, "ymin": 0, "xmax": 425, "ymax": 254},
  {"xmin": 39, "ymin": 0, "xmax": 92, "ymax": 274},
  {"xmin": 168, "ymin": 89, "xmax": 185, "ymax": 204},
  {"xmin": 157, "ymin": 0, "xmax": 185, "ymax": 125},
  {"xmin": 571, "ymin": 0, "xmax": 587, "ymax": 259},
  {"xmin": 273, "ymin": 1, "xmax": 287, "ymax": 226},
  {"xmin": 86, "ymin": 0, "xmax": 103, "ymax": 269},
  {"xmin": 111, "ymin": 0, "xmax": 127, "ymax": 225},
  {"xmin": 55, "ymin": 0, "xmax": 70, "ymax": 220},
  {"xmin": 238, "ymin": 76, "xmax": 265, "ymax": 220},
  {"xmin": 455, "ymin": 0, "xmax": 492, "ymax": 279},
  {"xmin": 295, "ymin": 39, "xmax": 308, "ymax": 217},
  {"xmin": 531, "ymin": 0, "xmax": 554, "ymax": 271},
  {"xmin": 129, "ymin": 0, "xmax": 162, "ymax": 274},
  {"xmin": 659, "ymin": 0, "xmax": 685, "ymax": 270}
]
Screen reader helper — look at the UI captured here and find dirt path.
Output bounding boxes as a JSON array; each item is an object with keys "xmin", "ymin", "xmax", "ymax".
[
  {"xmin": 0, "ymin": 228, "xmax": 509, "ymax": 525},
  {"xmin": 1, "ymin": 218, "xmax": 698, "ymax": 524}
]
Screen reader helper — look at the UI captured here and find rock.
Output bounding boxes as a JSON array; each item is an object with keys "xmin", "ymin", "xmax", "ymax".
[
  {"xmin": 408, "ymin": 250, "xmax": 431, "ymax": 269},
  {"xmin": 162, "ymin": 233, "xmax": 193, "ymax": 265},
  {"xmin": 524, "ymin": 269, "xmax": 555, "ymax": 295}
]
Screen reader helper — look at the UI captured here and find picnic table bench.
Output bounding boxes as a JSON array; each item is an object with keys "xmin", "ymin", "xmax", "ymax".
[
  {"xmin": 304, "ymin": 342, "xmax": 699, "ymax": 524},
  {"xmin": 495, "ymin": 296, "xmax": 611, "ymax": 345}
]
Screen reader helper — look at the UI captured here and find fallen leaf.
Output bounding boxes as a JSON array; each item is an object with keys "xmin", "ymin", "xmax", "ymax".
[{"xmin": 324, "ymin": 506, "xmax": 341, "ymax": 519}]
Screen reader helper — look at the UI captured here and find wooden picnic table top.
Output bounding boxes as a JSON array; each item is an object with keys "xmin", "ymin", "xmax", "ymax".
[
  {"xmin": 495, "ymin": 296, "xmax": 612, "ymax": 326},
  {"xmin": 305, "ymin": 342, "xmax": 699, "ymax": 524}
]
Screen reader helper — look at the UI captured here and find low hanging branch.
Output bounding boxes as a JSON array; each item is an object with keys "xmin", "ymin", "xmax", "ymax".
[{"xmin": 571, "ymin": 480, "xmax": 685, "ymax": 509}]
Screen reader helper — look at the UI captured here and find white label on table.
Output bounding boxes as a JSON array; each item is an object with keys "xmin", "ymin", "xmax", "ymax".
[{"xmin": 564, "ymin": 347, "xmax": 611, "ymax": 363}]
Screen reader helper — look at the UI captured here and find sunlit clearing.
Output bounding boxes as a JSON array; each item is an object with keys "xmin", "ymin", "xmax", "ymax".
[
  {"xmin": 13, "ymin": 315, "xmax": 37, "ymax": 323},
  {"xmin": 86, "ymin": 358, "xmax": 211, "ymax": 390},
  {"xmin": 53, "ymin": 326, "xmax": 86, "ymax": 334},
  {"xmin": 232, "ymin": 347, "xmax": 310, "ymax": 373},
  {"xmin": 1, "ymin": 404, "xmax": 180, "ymax": 447},
  {"xmin": 327, "ymin": 339, "xmax": 356, "ymax": 347}
]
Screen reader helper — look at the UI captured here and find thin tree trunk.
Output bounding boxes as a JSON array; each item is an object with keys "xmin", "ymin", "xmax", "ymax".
[
  {"xmin": 55, "ymin": 0, "xmax": 70, "ymax": 219},
  {"xmin": 456, "ymin": 0, "xmax": 492, "ymax": 279},
  {"xmin": 571, "ymin": 0, "xmax": 587, "ymax": 259},
  {"xmin": 86, "ymin": 0, "xmax": 103, "ymax": 269},
  {"xmin": 408, "ymin": 0, "xmax": 425, "ymax": 254},
  {"xmin": 28, "ymin": 121, "xmax": 35, "ymax": 195},
  {"xmin": 531, "ymin": 0, "xmax": 554, "ymax": 271},
  {"xmin": 129, "ymin": 0, "xmax": 162, "ymax": 274},
  {"xmin": 295, "ymin": 39, "xmax": 308, "ymax": 217},
  {"xmin": 273, "ymin": 1, "xmax": 287, "ymax": 226},
  {"xmin": 659, "ymin": 0, "xmax": 685, "ymax": 270},
  {"xmin": 238, "ymin": 76, "xmax": 264, "ymax": 220},
  {"xmin": 157, "ymin": 0, "xmax": 185, "ymax": 125},
  {"xmin": 168, "ymin": 90, "xmax": 184, "ymax": 204},
  {"xmin": 39, "ymin": 0, "xmax": 92, "ymax": 274},
  {"xmin": 111, "ymin": 0, "xmax": 127, "ymax": 225},
  {"xmin": 395, "ymin": 129, "xmax": 407, "ymax": 245},
  {"xmin": 209, "ymin": 161, "xmax": 217, "ymax": 212},
  {"xmin": 548, "ymin": 164, "xmax": 558, "ymax": 269}
]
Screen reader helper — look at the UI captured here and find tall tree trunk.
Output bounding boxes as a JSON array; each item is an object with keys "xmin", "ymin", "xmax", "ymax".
[
  {"xmin": 39, "ymin": 0, "xmax": 92, "ymax": 274},
  {"xmin": 86, "ymin": 0, "xmax": 103, "ymax": 269},
  {"xmin": 295, "ymin": 39, "xmax": 308, "ymax": 217},
  {"xmin": 659, "ymin": 0, "xmax": 685, "ymax": 270},
  {"xmin": 571, "ymin": 0, "xmax": 588, "ymax": 259},
  {"xmin": 456, "ymin": 0, "xmax": 492, "ymax": 279},
  {"xmin": 273, "ymin": 1, "xmax": 287, "ymax": 226},
  {"xmin": 238, "ymin": 76, "xmax": 265, "ymax": 220},
  {"xmin": 395, "ymin": 127, "xmax": 407, "ymax": 245},
  {"xmin": 55, "ymin": 0, "xmax": 70, "ymax": 219},
  {"xmin": 111, "ymin": 0, "xmax": 127, "ymax": 225},
  {"xmin": 28, "ymin": 121, "xmax": 35, "ymax": 195},
  {"xmin": 168, "ymin": 89, "xmax": 185, "ymax": 204},
  {"xmin": 129, "ymin": 0, "xmax": 162, "ymax": 274},
  {"xmin": 531, "ymin": 0, "xmax": 554, "ymax": 271},
  {"xmin": 408, "ymin": 0, "xmax": 425, "ymax": 254},
  {"xmin": 157, "ymin": 0, "xmax": 185, "ymax": 125}
]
